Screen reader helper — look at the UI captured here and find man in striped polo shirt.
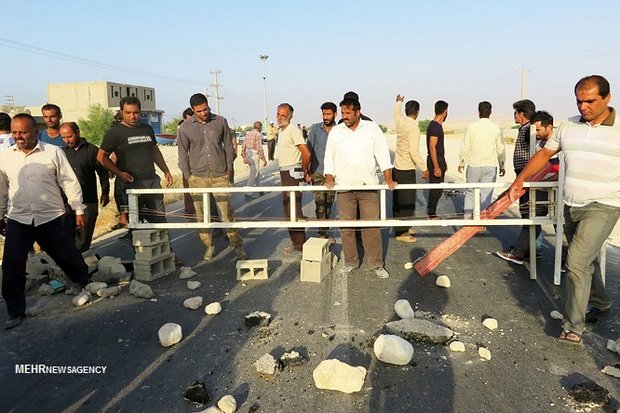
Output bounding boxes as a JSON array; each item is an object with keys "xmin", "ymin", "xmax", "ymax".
[{"xmin": 505, "ymin": 75, "xmax": 620, "ymax": 344}]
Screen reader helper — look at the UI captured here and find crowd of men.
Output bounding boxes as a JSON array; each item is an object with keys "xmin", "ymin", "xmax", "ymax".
[{"xmin": 0, "ymin": 75, "xmax": 618, "ymax": 346}]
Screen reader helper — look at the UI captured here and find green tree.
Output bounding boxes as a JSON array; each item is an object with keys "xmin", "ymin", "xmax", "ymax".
[
  {"xmin": 378, "ymin": 124, "xmax": 388, "ymax": 133},
  {"xmin": 418, "ymin": 119, "xmax": 431, "ymax": 133},
  {"xmin": 164, "ymin": 117, "xmax": 182, "ymax": 134},
  {"xmin": 78, "ymin": 104, "xmax": 115, "ymax": 146}
]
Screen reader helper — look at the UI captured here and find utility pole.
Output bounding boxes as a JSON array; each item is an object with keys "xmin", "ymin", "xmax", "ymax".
[
  {"xmin": 210, "ymin": 70, "xmax": 223, "ymax": 114},
  {"xmin": 260, "ymin": 55, "xmax": 269, "ymax": 133}
]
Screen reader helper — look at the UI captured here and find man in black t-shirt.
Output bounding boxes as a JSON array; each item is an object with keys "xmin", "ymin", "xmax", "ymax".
[
  {"xmin": 97, "ymin": 96, "xmax": 173, "ymax": 227},
  {"xmin": 426, "ymin": 100, "xmax": 449, "ymax": 219}
]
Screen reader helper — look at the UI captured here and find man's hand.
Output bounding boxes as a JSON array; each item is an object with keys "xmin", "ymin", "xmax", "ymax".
[
  {"xmin": 386, "ymin": 179, "xmax": 398, "ymax": 191},
  {"xmin": 325, "ymin": 175, "xmax": 335, "ymax": 190},
  {"xmin": 118, "ymin": 171, "xmax": 134, "ymax": 184},
  {"xmin": 458, "ymin": 165, "xmax": 464, "ymax": 174},
  {"xmin": 507, "ymin": 178, "xmax": 524, "ymax": 203},
  {"xmin": 100, "ymin": 194, "xmax": 110, "ymax": 207},
  {"xmin": 499, "ymin": 168, "xmax": 506, "ymax": 177},
  {"xmin": 421, "ymin": 169, "xmax": 429, "ymax": 180},
  {"xmin": 396, "ymin": 94, "xmax": 404, "ymax": 103},
  {"xmin": 164, "ymin": 171, "xmax": 173, "ymax": 188},
  {"xmin": 434, "ymin": 166, "xmax": 442, "ymax": 178},
  {"xmin": 75, "ymin": 214, "xmax": 86, "ymax": 230},
  {"xmin": 304, "ymin": 172, "xmax": 312, "ymax": 183}
]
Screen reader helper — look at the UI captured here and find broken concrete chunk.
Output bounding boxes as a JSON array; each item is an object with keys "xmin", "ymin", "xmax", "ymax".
[
  {"xmin": 385, "ymin": 318, "xmax": 454, "ymax": 344},
  {"xmin": 568, "ymin": 381, "xmax": 610, "ymax": 407},
  {"xmin": 85, "ymin": 282, "xmax": 107, "ymax": 295},
  {"xmin": 373, "ymin": 334, "xmax": 414, "ymax": 365},
  {"xmin": 435, "ymin": 275, "xmax": 451, "ymax": 288},
  {"xmin": 606, "ymin": 339, "xmax": 617, "ymax": 353},
  {"xmin": 217, "ymin": 395, "xmax": 237, "ymax": 413},
  {"xmin": 187, "ymin": 280, "xmax": 202, "ymax": 290},
  {"xmin": 97, "ymin": 286, "xmax": 121, "ymax": 298},
  {"xmin": 72, "ymin": 290, "xmax": 91, "ymax": 307},
  {"xmin": 38, "ymin": 284, "xmax": 55, "ymax": 296},
  {"xmin": 312, "ymin": 359, "xmax": 366, "ymax": 394},
  {"xmin": 254, "ymin": 353, "xmax": 281, "ymax": 377},
  {"xmin": 179, "ymin": 266, "xmax": 197, "ymax": 279},
  {"xmin": 550, "ymin": 310, "xmax": 563, "ymax": 320},
  {"xmin": 129, "ymin": 280, "xmax": 155, "ymax": 299},
  {"xmin": 245, "ymin": 311, "xmax": 271, "ymax": 327},
  {"xmin": 184, "ymin": 380, "xmax": 210, "ymax": 405},
  {"xmin": 449, "ymin": 341, "xmax": 466, "ymax": 352},
  {"xmin": 183, "ymin": 296, "xmax": 203, "ymax": 310},
  {"xmin": 158, "ymin": 323, "xmax": 183, "ymax": 347},
  {"xmin": 97, "ymin": 256, "xmax": 123, "ymax": 276},
  {"xmin": 280, "ymin": 350, "xmax": 307, "ymax": 368},
  {"xmin": 394, "ymin": 299, "xmax": 415, "ymax": 319},
  {"xmin": 482, "ymin": 317, "xmax": 498, "ymax": 330},
  {"xmin": 478, "ymin": 347, "xmax": 492, "ymax": 360},
  {"xmin": 205, "ymin": 302, "xmax": 222, "ymax": 315},
  {"xmin": 601, "ymin": 365, "xmax": 620, "ymax": 378}
]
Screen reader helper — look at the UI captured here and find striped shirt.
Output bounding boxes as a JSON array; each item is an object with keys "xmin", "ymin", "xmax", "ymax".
[
  {"xmin": 545, "ymin": 107, "xmax": 620, "ymax": 207},
  {"xmin": 241, "ymin": 130, "xmax": 265, "ymax": 161}
]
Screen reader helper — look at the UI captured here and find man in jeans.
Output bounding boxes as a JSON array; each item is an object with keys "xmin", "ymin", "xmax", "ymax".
[
  {"xmin": 177, "ymin": 93, "xmax": 247, "ymax": 261},
  {"xmin": 505, "ymin": 75, "xmax": 620, "ymax": 344}
]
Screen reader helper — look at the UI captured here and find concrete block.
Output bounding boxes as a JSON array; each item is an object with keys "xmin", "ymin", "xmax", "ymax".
[
  {"xmin": 134, "ymin": 241, "xmax": 171, "ymax": 261},
  {"xmin": 132, "ymin": 229, "xmax": 169, "ymax": 247},
  {"xmin": 133, "ymin": 252, "xmax": 175, "ymax": 282},
  {"xmin": 237, "ymin": 259, "xmax": 269, "ymax": 280},
  {"xmin": 303, "ymin": 237, "xmax": 330, "ymax": 262},
  {"xmin": 301, "ymin": 252, "xmax": 334, "ymax": 283}
]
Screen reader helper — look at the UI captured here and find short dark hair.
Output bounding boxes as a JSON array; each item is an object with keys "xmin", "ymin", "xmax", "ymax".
[
  {"xmin": 277, "ymin": 103, "xmax": 294, "ymax": 114},
  {"xmin": 189, "ymin": 93, "xmax": 208, "ymax": 108},
  {"xmin": 182, "ymin": 107, "xmax": 194, "ymax": 119},
  {"xmin": 120, "ymin": 96, "xmax": 141, "ymax": 111},
  {"xmin": 41, "ymin": 103, "xmax": 61, "ymax": 116},
  {"xmin": 320, "ymin": 102, "xmax": 337, "ymax": 112},
  {"xmin": 574, "ymin": 74, "xmax": 610, "ymax": 98},
  {"xmin": 343, "ymin": 91, "xmax": 359, "ymax": 101},
  {"xmin": 340, "ymin": 97, "xmax": 361, "ymax": 111},
  {"xmin": 405, "ymin": 100, "xmax": 420, "ymax": 116},
  {"xmin": 434, "ymin": 100, "xmax": 448, "ymax": 115},
  {"xmin": 512, "ymin": 99, "xmax": 535, "ymax": 120},
  {"xmin": 531, "ymin": 110, "xmax": 554, "ymax": 128},
  {"xmin": 60, "ymin": 121, "xmax": 80, "ymax": 133},
  {"xmin": 0, "ymin": 112, "xmax": 10, "ymax": 131},
  {"xmin": 12, "ymin": 113, "xmax": 38, "ymax": 131},
  {"xmin": 478, "ymin": 101, "xmax": 492, "ymax": 118}
]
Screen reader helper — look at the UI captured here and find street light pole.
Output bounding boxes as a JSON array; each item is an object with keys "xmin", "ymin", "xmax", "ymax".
[{"xmin": 260, "ymin": 54, "xmax": 269, "ymax": 133}]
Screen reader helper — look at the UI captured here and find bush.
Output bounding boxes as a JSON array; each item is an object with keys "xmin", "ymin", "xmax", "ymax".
[
  {"xmin": 418, "ymin": 119, "xmax": 431, "ymax": 133},
  {"xmin": 78, "ymin": 104, "xmax": 115, "ymax": 146}
]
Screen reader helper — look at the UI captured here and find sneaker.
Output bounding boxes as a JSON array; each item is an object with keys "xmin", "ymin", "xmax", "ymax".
[
  {"xmin": 375, "ymin": 267, "xmax": 390, "ymax": 279},
  {"xmin": 339, "ymin": 263, "xmax": 357, "ymax": 274},
  {"xmin": 496, "ymin": 250, "xmax": 524, "ymax": 265},
  {"xmin": 4, "ymin": 314, "xmax": 25, "ymax": 330},
  {"xmin": 203, "ymin": 245, "xmax": 215, "ymax": 261},
  {"xmin": 395, "ymin": 234, "xmax": 417, "ymax": 243},
  {"xmin": 235, "ymin": 245, "xmax": 248, "ymax": 260}
]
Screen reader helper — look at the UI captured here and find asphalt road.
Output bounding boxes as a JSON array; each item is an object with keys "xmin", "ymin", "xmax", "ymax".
[{"xmin": 1, "ymin": 170, "xmax": 619, "ymax": 413}]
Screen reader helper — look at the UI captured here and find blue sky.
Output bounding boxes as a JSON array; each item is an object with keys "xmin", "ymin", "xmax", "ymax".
[{"xmin": 3, "ymin": 0, "xmax": 620, "ymax": 127}]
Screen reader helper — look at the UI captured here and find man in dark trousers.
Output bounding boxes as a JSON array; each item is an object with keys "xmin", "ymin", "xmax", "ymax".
[
  {"xmin": 426, "ymin": 100, "xmax": 449, "ymax": 218},
  {"xmin": 60, "ymin": 122, "xmax": 110, "ymax": 252}
]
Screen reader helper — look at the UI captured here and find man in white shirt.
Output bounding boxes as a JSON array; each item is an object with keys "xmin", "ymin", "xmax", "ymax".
[
  {"xmin": 0, "ymin": 114, "xmax": 91, "ymax": 329},
  {"xmin": 324, "ymin": 97, "xmax": 396, "ymax": 279},
  {"xmin": 0, "ymin": 112, "xmax": 13, "ymax": 151},
  {"xmin": 458, "ymin": 101, "xmax": 506, "ymax": 216}
]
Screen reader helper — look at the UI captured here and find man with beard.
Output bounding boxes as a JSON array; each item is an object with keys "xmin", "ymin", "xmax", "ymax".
[
  {"xmin": 38, "ymin": 103, "xmax": 65, "ymax": 147},
  {"xmin": 307, "ymin": 101, "xmax": 337, "ymax": 241}
]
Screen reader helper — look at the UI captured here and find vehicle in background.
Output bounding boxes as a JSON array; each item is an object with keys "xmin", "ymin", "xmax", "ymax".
[{"xmin": 155, "ymin": 134, "xmax": 177, "ymax": 146}]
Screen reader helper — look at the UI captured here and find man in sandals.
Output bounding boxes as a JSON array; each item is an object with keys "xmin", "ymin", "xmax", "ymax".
[{"xmin": 505, "ymin": 75, "xmax": 620, "ymax": 343}]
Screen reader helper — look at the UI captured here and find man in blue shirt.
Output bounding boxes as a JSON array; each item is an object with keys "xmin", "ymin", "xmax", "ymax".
[{"xmin": 38, "ymin": 104, "xmax": 65, "ymax": 147}]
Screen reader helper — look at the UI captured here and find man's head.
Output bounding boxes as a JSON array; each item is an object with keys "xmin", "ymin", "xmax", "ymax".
[
  {"xmin": 11, "ymin": 113, "xmax": 39, "ymax": 152},
  {"xmin": 320, "ymin": 101, "xmax": 337, "ymax": 127},
  {"xmin": 343, "ymin": 91, "xmax": 360, "ymax": 101},
  {"xmin": 512, "ymin": 99, "xmax": 536, "ymax": 125},
  {"xmin": 182, "ymin": 107, "xmax": 194, "ymax": 120},
  {"xmin": 531, "ymin": 110, "xmax": 554, "ymax": 140},
  {"xmin": 119, "ymin": 96, "xmax": 142, "ymax": 127},
  {"xmin": 59, "ymin": 122, "xmax": 82, "ymax": 148},
  {"xmin": 434, "ymin": 100, "xmax": 449, "ymax": 121},
  {"xmin": 253, "ymin": 121, "xmax": 262, "ymax": 131},
  {"xmin": 189, "ymin": 93, "xmax": 211, "ymax": 123},
  {"xmin": 0, "ymin": 112, "xmax": 10, "ymax": 133},
  {"xmin": 574, "ymin": 75, "xmax": 611, "ymax": 124},
  {"xmin": 405, "ymin": 100, "xmax": 420, "ymax": 117},
  {"xmin": 276, "ymin": 103, "xmax": 294, "ymax": 128},
  {"xmin": 339, "ymin": 97, "xmax": 361, "ymax": 129},
  {"xmin": 41, "ymin": 103, "xmax": 62, "ymax": 130},
  {"xmin": 478, "ymin": 101, "xmax": 492, "ymax": 118}
]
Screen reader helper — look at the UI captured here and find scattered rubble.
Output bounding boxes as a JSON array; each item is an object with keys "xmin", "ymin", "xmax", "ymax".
[
  {"xmin": 482, "ymin": 317, "xmax": 498, "ymax": 330},
  {"xmin": 158, "ymin": 323, "xmax": 183, "ymax": 347},
  {"xmin": 183, "ymin": 296, "xmax": 203, "ymax": 310},
  {"xmin": 205, "ymin": 302, "xmax": 222, "ymax": 315},
  {"xmin": 280, "ymin": 350, "xmax": 307, "ymax": 368},
  {"xmin": 478, "ymin": 346, "xmax": 492, "ymax": 360},
  {"xmin": 129, "ymin": 280, "xmax": 155, "ymax": 299},
  {"xmin": 449, "ymin": 341, "xmax": 466, "ymax": 352},
  {"xmin": 373, "ymin": 334, "xmax": 414, "ymax": 365},
  {"xmin": 97, "ymin": 286, "xmax": 121, "ymax": 298},
  {"xmin": 550, "ymin": 310, "xmax": 563, "ymax": 320},
  {"xmin": 187, "ymin": 280, "xmax": 202, "ymax": 290},
  {"xmin": 85, "ymin": 282, "xmax": 107, "ymax": 295},
  {"xmin": 184, "ymin": 380, "xmax": 210, "ymax": 406},
  {"xmin": 435, "ymin": 275, "xmax": 451, "ymax": 288},
  {"xmin": 245, "ymin": 311, "xmax": 271, "ymax": 327},
  {"xmin": 254, "ymin": 353, "xmax": 281, "ymax": 377},
  {"xmin": 312, "ymin": 359, "xmax": 366, "ymax": 393},
  {"xmin": 568, "ymin": 381, "xmax": 609, "ymax": 407},
  {"xmin": 394, "ymin": 299, "xmax": 415, "ymax": 319},
  {"xmin": 217, "ymin": 394, "xmax": 237, "ymax": 413},
  {"xmin": 601, "ymin": 364, "xmax": 620, "ymax": 378},
  {"xmin": 385, "ymin": 318, "xmax": 454, "ymax": 344},
  {"xmin": 179, "ymin": 266, "xmax": 197, "ymax": 279},
  {"xmin": 72, "ymin": 290, "xmax": 91, "ymax": 307}
]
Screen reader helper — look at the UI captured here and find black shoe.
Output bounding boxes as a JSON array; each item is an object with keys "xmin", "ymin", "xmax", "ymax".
[
  {"xmin": 585, "ymin": 306, "xmax": 610, "ymax": 323},
  {"xmin": 4, "ymin": 314, "xmax": 25, "ymax": 330}
]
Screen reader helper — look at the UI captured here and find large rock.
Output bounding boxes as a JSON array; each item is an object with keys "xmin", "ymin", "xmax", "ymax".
[
  {"xmin": 254, "ymin": 353, "xmax": 281, "ymax": 377},
  {"xmin": 97, "ymin": 286, "xmax": 121, "ymax": 298},
  {"xmin": 373, "ymin": 334, "xmax": 414, "ymax": 365},
  {"xmin": 482, "ymin": 317, "xmax": 498, "ymax": 330},
  {"xmin": 313, "ymin": 359, "xmax": 366, "ymax": 394},
  {"xmin": 129, "ymin": 280, "xmax": 155, "ymax": 299},
  {"xmin": 435, "ymin": 275, "xmax": 451, "ymax": 288},
  {"xmin": 187, "ymin": 280, "xmax": 202, "ymax": 290},
  {"xmin": 158, "ymin": 323, "xmax": 183, "ymax": 347},
  {"xmin": 449, "ymin": 341, "xmax": 466, "ymax": 352},
  {"xmin": 394, "ymin": 299, "xmax": 415, "ymax": 319},
  {"xmin": 184, "ymin": 296, "xmax": 203, "ymax": 310},
  {"xmin": 385, "ymin": 318, "xmax": 454, "ymax": 344},
  {"xmin": 217, "ymin": 395, "xmax": 237, "ymax": 413},
  {"xmin": 179, "ymin": 266, "xmax": 197, "ymax": 279},
  {"xmin": 98, "ymin": 256, "xmax": 126, "ymax": 276},
  {"xmin": 205, "ymin": 302, "xmax": 222, "ymax": 315}
]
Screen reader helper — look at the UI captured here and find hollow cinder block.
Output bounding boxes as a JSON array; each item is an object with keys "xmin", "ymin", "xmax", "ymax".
[
  {"xmin": 302, "ymin": 237, "xmax": 330, "ymax": 262},
  {"xmin": 133, "ymin": 252, "xmax": 175, "ymax": 282},
  {"xmin": 236, "ymin": 259, "xmax": 269, "ymax": 280},
  {"xmin": 300, "ymin": 252, "xmax": 334, "ymax": 283},
  {"xmin": 132, "ymin": 229, "xmax": 169, "ymax": 247},
  {"xmin": 134, "ymin": 241, "xmax": 171, "ymax": 261}
]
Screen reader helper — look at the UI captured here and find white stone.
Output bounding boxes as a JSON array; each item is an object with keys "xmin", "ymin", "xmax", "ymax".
[
  {"xmin": 158, "ymin": 323, "xmax": 182, "ymax": 347},
  {"xmin": 85, "ymin": 282, "xmax": 107, "ymax": 295},
  {"xmin": 435, "ymin": 275, "xmax": 451, "ymax": 288},
  {"xmin": 550, "ymin": 310, "xmax": 563, "ymax": 320},
  {"xmin": 187, "ymin": 280, "xmax": 201, "ymax": 290},
  {"xmin": 449, "ymin": 341, "xmax": 466, "ymax": 352},
  {"xmin": 404, "ymin": 262, "xmax": 413, "ymax": 270},
  {"xmin": 601, "ymin": 365, "xmax": 620, "ymax": 378},
  {"xmin": 606, "ymin": 339, "xmax": 617, "ymax": 352},
  {"xmin": 97, "ymin": 256, "xmax": 123, "ymax": 276},
  {"xmin": 373, "ymin": 334, "xmax": 414, "ymax": 365},
  {"xmin": 97, "ymin": 286, "xmax": 121, "ymax": 298},
  {"xmin": 254, "ymin": 353, "xmax": 280, "ymax": 376},
  {"xmin": 313, "ymin": 359, "xmax": 366, "ymax": 394},
  {"xmin": 179, "ymin": 266, "xmax": 197, "ymax": 279},
  {"xmin": 482, "ymin": 318, "xmax": 498, "ymax": 330},
  {"xmin": 183, "ymin": 296, "xmax": 203, "ymax": 310},
  {"xmin": 217, "ymin": 395, "xmax": 237, "ymax": 413},
  {"xmin": 394, "ymin": 299, "xmax": 415, "ymax": 319},
  {"xmin": 72, "ymin": 290, "xmax": 91, "ymax": 307},
  {"xmin": 205, "ymin": 302, "xmax": 222, "ymax": 315},
  {"xmin": 478, "ymin": 347, "xmax": 492, "ymax": 360},
  {"xmin": 129, "ymin": 280, "xmax": 155, "ymax": 299}
]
